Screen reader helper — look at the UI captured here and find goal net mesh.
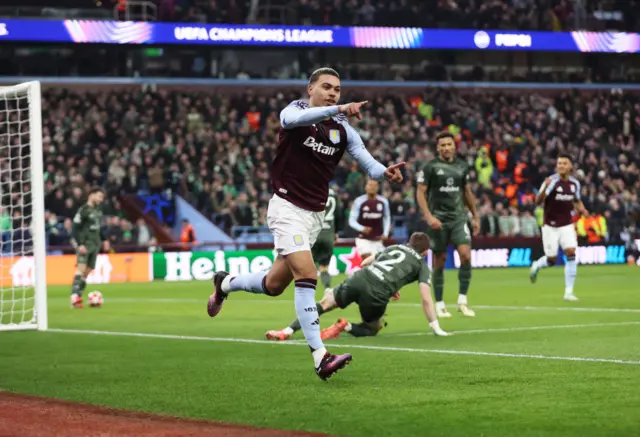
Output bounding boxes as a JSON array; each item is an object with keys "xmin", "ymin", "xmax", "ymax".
[{"xmin": 0, "ymin": 85, "xmax": 37, "ymax": 328}]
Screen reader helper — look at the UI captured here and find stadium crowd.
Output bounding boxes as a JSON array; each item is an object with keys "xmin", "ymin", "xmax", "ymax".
[
  {"xmin": 158, "ymin": 0, "xmax": 639, "ymax": 32},
  {"xmin": 1, "ymin": 84, "xmax": 639, "ymax": 251}
]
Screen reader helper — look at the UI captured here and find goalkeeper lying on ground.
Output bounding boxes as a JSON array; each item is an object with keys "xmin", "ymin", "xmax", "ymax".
[{"xmin": 265, "ymin": 232, "xmax": 451, "ymax": 340}]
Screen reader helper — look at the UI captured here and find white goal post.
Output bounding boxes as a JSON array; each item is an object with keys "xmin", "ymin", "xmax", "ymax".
[{"xmin": 0, "ymin": 81, "xmax": 47, "ymax": 331}]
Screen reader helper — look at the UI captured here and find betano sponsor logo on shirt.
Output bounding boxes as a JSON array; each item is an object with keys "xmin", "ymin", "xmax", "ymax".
[
  {"xmin": 556, "ymin": 193, "xmax": 575, "ymax": 201},
  {"xmin": 303, "ymin": 136, "xmax": 338, "ymax": 156},
  {"xmin": 362, "ymin": 212, "xmax": 383, "ymax": 219}
]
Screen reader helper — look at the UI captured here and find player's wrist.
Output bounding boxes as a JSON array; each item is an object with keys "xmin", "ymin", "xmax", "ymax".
[{"xmin": 327, "ymin": 105, "xmax": 340, "ymax": 116}]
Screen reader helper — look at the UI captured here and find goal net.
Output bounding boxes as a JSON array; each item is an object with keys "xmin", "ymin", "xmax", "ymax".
[{"xmin": 0, "ymin": 81, "xmax": 47, "ymax": 331}]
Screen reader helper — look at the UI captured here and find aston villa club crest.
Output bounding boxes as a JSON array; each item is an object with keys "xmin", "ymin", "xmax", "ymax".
[{"xmin": 329, "ymin": 129, "xmax": 341, "ymax": 144}]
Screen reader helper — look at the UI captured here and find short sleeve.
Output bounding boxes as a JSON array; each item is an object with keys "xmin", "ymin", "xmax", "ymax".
[
  {"xmin": 462, "ymin": 162, "xmax": 470, "ymax": 187},
  {"xmin": 572, "ymin": 179, "xmax": 581, "ymax": 201},
  {"xmin": 418, "ymin": 262, "xmax": 431, "ymax": 285},
  {"xmin": 73, "ymin": 207, "xmax": 84, "ymax": 224},
  {"xmin": 416, "ymin": 162, "xmax": 431, "ymax": 185}
]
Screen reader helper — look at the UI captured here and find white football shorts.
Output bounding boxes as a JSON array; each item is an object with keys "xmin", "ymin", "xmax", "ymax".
[
  {"xmin": 355, "ymin": 238, "xmax": 385, "ymax": 258},
  {"xmin": 542, "ymin": 224, "xmax": 578, "ymax": 258},
  {"xmin": 267, "ymin": 194, "xmax": 324, "ymax": 256}
]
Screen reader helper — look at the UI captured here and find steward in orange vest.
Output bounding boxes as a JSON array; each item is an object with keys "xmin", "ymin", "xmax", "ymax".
[{"xmin": 180, "ymin": 219, "xmax": 197, "ymax": 249}]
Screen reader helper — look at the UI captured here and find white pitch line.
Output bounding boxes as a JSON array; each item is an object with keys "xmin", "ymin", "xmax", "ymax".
[
  {"xmin": 47, "ymin": 297, "xmax": 640, "ymax": 314},
  {"xmin": 47, "ymin": 328, "xmax": 640, "ymax": 366},
  {"xmin": 389, "ymin": 321, "xmax": 640, "ymax": 337}
]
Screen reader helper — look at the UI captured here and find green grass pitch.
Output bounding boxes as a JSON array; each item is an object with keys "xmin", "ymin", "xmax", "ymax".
[{"xmin": 1, "ymin": 265, "xmax": 640, "ymax": 437}]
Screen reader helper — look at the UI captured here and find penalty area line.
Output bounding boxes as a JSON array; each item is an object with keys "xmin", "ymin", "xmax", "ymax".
[{"xmin": 47, "ymin": 328, "xmax": 640, "ymax": 366}]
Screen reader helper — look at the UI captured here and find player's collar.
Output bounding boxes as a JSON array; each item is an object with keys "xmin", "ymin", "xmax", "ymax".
[{"xmin": 437, "ymin": 156, "xmax": 455, "ymax": 164}]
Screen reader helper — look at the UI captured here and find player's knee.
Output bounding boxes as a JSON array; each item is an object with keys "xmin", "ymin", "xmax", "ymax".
[
  {"xmin": 547, "ymin": 256, "xmax": 557, "ymax": 265},
  {"xmin": 458, "ymin": 251, "xmax": 471, "ymax": 264},
  {"xmin": 564, "ymin": 248, "xmax": 576, "ymax": 258},
  {"xmin": 368, "ymin": 319, "xmax": 383, "ymax": 335},
  {"xmin": 433, "ymin": 253, "xmax": 447, "ymax": 269}
]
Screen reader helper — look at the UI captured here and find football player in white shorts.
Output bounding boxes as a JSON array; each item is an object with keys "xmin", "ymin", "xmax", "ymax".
[{"xmin": 529, "ymin": 154, "xmax": 588, "ymax": 301}]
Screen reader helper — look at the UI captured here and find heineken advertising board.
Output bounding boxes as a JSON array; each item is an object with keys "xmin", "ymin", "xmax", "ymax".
[
  {"xmin": 152, "ymin": 243, "xmax": 628, "ymax": 281},
  {"xmin": 153, "ymin": 248, "xmax": 363, "ymax": 281}
]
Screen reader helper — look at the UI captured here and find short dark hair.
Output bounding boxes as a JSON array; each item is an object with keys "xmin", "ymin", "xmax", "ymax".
[
  {"xmin": 88, "ymin": 186, "xmax": 104, "ymax": 196},
  {"xmin": 309, "ymin": 67, "xmax": 340, "ymax": 85},
  {"xmin": 408, "ymin": 232, "xmax": 430, "ymax": 254},
  {"xmin": 436, "ymin": 131, "xmax": 455, "ymax": 143},
  {"xmin": 557, "ymin": 153, "xmax": 573, "ymax": 162}
]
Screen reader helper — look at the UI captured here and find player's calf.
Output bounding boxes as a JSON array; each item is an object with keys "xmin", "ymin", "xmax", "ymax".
[
  {"xmin": 317, "ymin": 264, "xmax": 333, "ymax": 291},
  {"xmin": 432, "ymin": 252, "xmax": 449, "ymax": 317},
  {"xmin": 530, "ymin": 255, "xmax": 556, "ymax": 284},
  {"xmin": 349, "ymin": 320, "xmax": 382, "ymax": 337},
  {"xmin": 456, "ymin": 245, "xmax": 474, "ymax": 316},
  {"xmin": 563, "ymin": 249, "xmax": 578, "ymax": 301}
]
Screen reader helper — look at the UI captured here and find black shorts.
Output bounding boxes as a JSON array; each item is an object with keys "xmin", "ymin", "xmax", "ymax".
[
  {"xmin": 311, "ymin": 234, "xmax": 334, "ymax": 266},
  {"xmin": 333, "ymin": 275, "xmax": 387, "ymax": 323}
]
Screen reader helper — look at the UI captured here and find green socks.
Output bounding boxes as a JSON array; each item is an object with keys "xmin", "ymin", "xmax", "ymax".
[
  {"xmin": 71, "ymin": 274, "xmax": 86, "ymax": 297},
  {"xmin": 432, "ymin": 268, "xmax": 444, "ymax": 302},
  {"xmin": 346, "ymin": 323, "xmax": 377, "ymax": 337},
  {"xmin": 320, "ymin": 271, "xmax": 332, "ymax": 290},
  {"xmin": 458, "ymin": 263, "xmax": 472, "ymax": 295}
]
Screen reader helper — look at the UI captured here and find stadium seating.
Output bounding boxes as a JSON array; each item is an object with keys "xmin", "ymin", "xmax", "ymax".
[{"xmin": 5, "ymin": 86, "xmax": 628, "ymax": 248}]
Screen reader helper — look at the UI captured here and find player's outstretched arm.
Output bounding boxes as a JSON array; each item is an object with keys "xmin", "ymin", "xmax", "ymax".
[
  {"xmin": 279, "ymin": 102, "xmax": 340, "ymax": 129},
  {"xmin": 419, "ymin": 282, "xmax": 450, "ymax": 336},
  {"xmin": 343, "ymin": 122, "xmax": 404, "ymax": 183}
]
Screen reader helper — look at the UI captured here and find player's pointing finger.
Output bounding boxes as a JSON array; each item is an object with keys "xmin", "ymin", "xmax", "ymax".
[{"xmin": 388, "ymin": 162, "xmax": 407, "ymax": 170}]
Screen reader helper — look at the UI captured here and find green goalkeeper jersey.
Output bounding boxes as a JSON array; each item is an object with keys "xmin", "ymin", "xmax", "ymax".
[
  {"xmin": 72, "ymin": 204, "xmax": 103, "ymax": 250},
  {"xmin": 416, "ymin": 157, "xmax": 470, "ymax": 223},
  {"xmin": 357, "ymin": 244, "xmax": 431, "ymax": 305}
]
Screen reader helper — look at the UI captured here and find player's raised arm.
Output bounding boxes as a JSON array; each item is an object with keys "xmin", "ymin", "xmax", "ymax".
[
  {"xmin": 536, "ymin": 176, "xmax": 559, "ymax": 205},
  {"xmin": 279, "ymin": 101, "xmax": 340, "ymax": 129},
  {"xmin": 343, "ymin": 122, "xmax": 405, "ymax": 183}
]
